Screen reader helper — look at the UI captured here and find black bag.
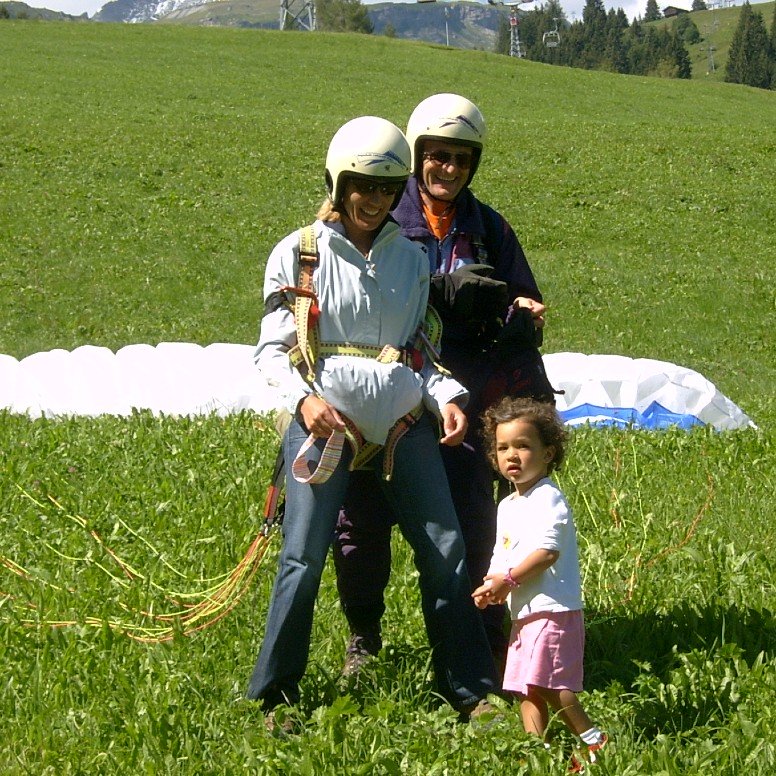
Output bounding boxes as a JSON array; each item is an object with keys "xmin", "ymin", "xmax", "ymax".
[{"xmin": 429, "ymin": 264, "xmax": 509, "ymax": 344}]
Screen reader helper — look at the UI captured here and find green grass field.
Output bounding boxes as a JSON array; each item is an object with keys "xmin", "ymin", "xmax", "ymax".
[{"xmin": 1, "ymin": 20, "xmax": 776, "ymax": 774}]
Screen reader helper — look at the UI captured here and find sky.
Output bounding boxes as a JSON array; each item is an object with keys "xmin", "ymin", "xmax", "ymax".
[{"xmin": 28, "ymin": 0, "xmax": 691, "ymax": 26}]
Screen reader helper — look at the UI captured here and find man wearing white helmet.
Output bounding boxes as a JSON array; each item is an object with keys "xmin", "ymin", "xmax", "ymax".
[
  {"xmin": 245, "ymin": 115, "xmax": 498, "ymax": 728},
  {"xmin": 334, "ymin": 94, "xmax": 551, "ymax": 682}
]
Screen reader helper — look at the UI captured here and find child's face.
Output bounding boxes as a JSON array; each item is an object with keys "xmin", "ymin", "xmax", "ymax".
[{"xmin": 495, "ymin": 418, "xmax": 555, "ymax": 496}]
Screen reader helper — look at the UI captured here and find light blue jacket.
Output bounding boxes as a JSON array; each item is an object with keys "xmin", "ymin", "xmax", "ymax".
[{"xmin": 255, "ymin": 218, "xmax": 468, "ymax": 444}]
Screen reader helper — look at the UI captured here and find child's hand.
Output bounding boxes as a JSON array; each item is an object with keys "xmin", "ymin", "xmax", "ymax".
[
  {"xmin": 472, "ymin": 577, "xmax": 509, "ymax": 608},
  {"xmin": 479, "ymin": 574, "xmax": 511, "ymax": 605}
]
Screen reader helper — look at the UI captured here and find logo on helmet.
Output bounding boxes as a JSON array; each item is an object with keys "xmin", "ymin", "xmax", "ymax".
[
  {"xmin": 439, "ymin": 114, "xmax": 482, "ymax": 138},
  {"xmin": 356, "ymin": 150, "xmax": 410, "ymax": 172}
]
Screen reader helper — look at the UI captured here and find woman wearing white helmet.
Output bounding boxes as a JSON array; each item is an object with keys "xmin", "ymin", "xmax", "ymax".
[
  {"xmin": 334, "ymin": 96, "xmax": 552, "ymax": 689},
  {"xmin": 245, "ymin": 116, "xmax": 498, "ymax": 728}
]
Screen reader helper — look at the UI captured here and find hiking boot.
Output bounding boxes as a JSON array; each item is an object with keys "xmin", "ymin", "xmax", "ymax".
[
  {"xmin": 341, "ymin": 632, "xmax": 381, "ymax": 678},
  {"xmin": 460, "ymin": 697, "xmax": 504, "ymax": 727},
  {"xmin": 264, "ymin": 709, "xmax": 297, "ymax": 737},
  {"xmin": 569, "ymin": 733, "xmax": 608, "ymax": 773}
]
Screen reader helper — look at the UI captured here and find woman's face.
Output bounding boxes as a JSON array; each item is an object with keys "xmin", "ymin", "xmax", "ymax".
[{"xmin": 340, "ymin": 178, "xmax": 404, "ymax": 237}]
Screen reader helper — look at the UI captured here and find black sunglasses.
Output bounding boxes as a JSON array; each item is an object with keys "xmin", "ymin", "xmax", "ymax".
[
  {"xmin": 349, "ymin": 179, "xmax": 407, "ymax": 197},
  {"xmin": 422, "ymin": 150, "xmax": 473, "ymax": 169}
]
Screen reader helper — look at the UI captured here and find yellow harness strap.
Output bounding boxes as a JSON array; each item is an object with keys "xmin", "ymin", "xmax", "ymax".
[
  {"xmin": 289, "ymin": 224, "xmax": 319, "ymax": 383},
  {"xmin": 319, "ymin": 342, "xmax": 404, "ymax": 363}
]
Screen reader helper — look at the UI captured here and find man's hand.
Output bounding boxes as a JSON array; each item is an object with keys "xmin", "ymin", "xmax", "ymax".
[
  {"xmin": 439, "ymin": 402, "xmax": 468, "ymax": 446},
  {"xmin": 513, "ymin": 296, "xmax": 546, "ymax": 329}
]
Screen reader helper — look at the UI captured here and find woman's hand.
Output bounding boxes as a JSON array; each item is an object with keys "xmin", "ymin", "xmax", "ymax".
[
  {"xmin": 512, "ymin": 296, "xmax": 546, "ymax": 329},
  {"xmin": 298, "ymin": 394, "xmax": 345, "ymax": 439},
  {"xmin": 439, "ymin": 402, "xmax": 468, "ymax": 446}
]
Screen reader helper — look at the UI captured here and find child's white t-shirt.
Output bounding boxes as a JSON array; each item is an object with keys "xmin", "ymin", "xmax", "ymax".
[{"xmin": 487, "ymin": 477, "xmax": 583, "ymax": 621}]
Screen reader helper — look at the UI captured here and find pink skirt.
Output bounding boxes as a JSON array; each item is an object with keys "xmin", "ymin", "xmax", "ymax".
[{"xmin": 502, "ymin": 609, "xmax": 585, "ymax": 696}]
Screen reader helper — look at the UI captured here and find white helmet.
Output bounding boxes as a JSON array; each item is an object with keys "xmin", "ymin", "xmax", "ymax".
[
  {"xmin": 325, "ymin": 116, "xmax": 411, "ymax": 209},
  {"xmin": 406, "ymin": 93, "xmax": 487, "ymax": 186}
]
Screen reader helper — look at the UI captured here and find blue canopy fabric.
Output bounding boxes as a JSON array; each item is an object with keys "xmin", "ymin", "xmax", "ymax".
[{"xmin": 559, "ymin": 401, "xmax": 705, "ymax": 430}]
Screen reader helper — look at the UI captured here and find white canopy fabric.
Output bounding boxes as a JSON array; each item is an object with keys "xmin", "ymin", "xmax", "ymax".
[
  {"xmin": 544, "ymin": 353, "xmax": 754, "ymax": 431},
  {"xmin": 0, "ymin": 343, "xmax": 755, "ymax": 430}
]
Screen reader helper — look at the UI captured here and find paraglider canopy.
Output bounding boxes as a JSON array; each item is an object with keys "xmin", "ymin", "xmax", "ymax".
[{"xmin": 0, "ymin": 344, "xmax": 754, "ymax": 431}]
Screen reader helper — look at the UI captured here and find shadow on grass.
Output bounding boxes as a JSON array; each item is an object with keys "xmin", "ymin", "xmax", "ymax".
[
  {"xmin": 585, "ymin": 603, "xmax": 776, "ymax": 689},
  {"xmin": 585, "ymin": 603, "xmax": 776, "ymax": 735}
]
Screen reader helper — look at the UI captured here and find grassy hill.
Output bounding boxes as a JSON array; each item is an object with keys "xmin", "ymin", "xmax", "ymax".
[
  {"xmin": 1, "ymin": 20, "xmax": 776, "ymax": 775},
  {"xmin": 652, "ymin": 0, "xmax": 776, "ymax": 81}
]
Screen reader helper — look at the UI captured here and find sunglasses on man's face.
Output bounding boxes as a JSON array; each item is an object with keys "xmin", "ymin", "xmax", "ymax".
[
  {"xmin": 422, "ymin": 150, "xmax": 473, "ymax": 169},
  {"xmin": 349, "ymin": 179, "xmax": 406, "ymax": 197}
]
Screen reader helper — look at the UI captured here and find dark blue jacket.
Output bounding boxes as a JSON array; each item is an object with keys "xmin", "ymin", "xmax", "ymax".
[{"xmin": 392, "ymin": 177, "xmax": 542, "ymax": 308}]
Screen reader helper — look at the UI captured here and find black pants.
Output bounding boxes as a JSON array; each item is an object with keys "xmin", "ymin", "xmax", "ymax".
[{"xmin": 333, "ymin": 433, "xmax": 508, "ymax": 678}]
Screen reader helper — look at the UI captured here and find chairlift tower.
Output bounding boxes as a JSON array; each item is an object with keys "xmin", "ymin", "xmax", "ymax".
[
  {"xmin": 279, "ymin": 0, "xmax": 315, "ymax": 31},
  {"xmin": 501, "ymin": 0, "xmax": 533, "ymax": 58},
  {"xmin": 706, "ymin": 43, "xmax": 716, "ymax": 72},
  {"xmin": 509, "ymin": 10, "xmax": 524, "ymax": 57},
  {"xmin": 703, "ymin": 18, "xmax": 718, "ymax": 73}
]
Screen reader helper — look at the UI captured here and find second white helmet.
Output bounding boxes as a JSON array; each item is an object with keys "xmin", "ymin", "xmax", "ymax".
[
  {"xmin": 325, "ymin": 116, "xmax": 411, "ymax": 209},
  {"xmin": 406, "ymin": 93, "xmax": 487, "ymax": 186}
]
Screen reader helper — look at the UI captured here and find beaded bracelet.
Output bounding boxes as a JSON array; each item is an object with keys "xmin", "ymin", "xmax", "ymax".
[{"xmin": 503, "ymin": 569, "xmax": 519, "ymax": 588}]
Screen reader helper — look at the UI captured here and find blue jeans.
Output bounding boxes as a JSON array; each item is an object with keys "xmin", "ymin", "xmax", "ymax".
[{"xmin": 245, "ymin": 413, "xmax": 498, "ymax": 710}]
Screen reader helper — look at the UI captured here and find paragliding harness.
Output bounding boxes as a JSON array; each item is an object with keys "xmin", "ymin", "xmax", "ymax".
[{"xmin": 260, "ymin": 224, "xmax": 447, "ymax": 533}]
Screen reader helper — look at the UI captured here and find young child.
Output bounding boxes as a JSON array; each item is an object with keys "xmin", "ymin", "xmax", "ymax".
[{"xmin": 472, "ymin": 397, "xmax": 607, "ymax": 771}]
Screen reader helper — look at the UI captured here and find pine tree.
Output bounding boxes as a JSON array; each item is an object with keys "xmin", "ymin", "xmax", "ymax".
[
  {"xmin": 725, "ymin": 2, "xmax": 770, "ymax": 88},
  {"xmin": 495, "ymin": 15, "xmax": 511, "ymax": 55},
  {"xmin": 644, "ymin": 0, "xmax": 661, "ymax": 23},
  {"xmin": 602, "ymin": 8, "xmax": 629, "ymax": 72},
  {"xmin": 675, "ymin": 13, "xmax": 700, "ymax": 44},
  {"xmin": 769, "ymin": 2, "xmax": 776, "ymax": 88},
  {"xmin": 671, "ymin": 29, "xmax": 692, "ymax": 77},
  {"xmin": 580, "ymin": 0, "xmax": 607, "ymax": 67},
  {"xmin": 691, "ymin": 0, "xmax": 707, "ymax": 10}
]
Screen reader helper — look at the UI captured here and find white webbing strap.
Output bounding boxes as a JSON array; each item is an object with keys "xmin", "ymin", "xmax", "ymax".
[{"xmin": 291, "ymin": 430, "xmax": 346, "ymax": 485}]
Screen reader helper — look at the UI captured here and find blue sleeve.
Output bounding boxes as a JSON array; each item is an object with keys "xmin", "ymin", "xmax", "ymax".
[{"xmin": 485, "ymin": 206, "xmax": 543, "ymax": 304}]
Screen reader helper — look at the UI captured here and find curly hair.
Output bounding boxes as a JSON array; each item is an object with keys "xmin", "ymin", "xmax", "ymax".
[{"xmin": 481, "ymin": 396, "xmax": 567, "ymax": 474}]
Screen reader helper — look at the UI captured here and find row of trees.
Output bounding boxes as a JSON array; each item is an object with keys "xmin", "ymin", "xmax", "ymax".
[
  {"xmin": 289, "ymin": 0, "xmax": 775, "ymax": 89},
  {"xmin": 725, "ymin": 1, "xmax": 776, "ymax": 89},
  {"xmin": 496, "ymin": 0, "xmax": 776, "ymax": 87},
  {"xmin": 496, "ymin": 0, "xmax": 692, "ymax": 78},
  {"xmin": 314, "ymin": 0, "xmax": 373, "ymax": 33}
]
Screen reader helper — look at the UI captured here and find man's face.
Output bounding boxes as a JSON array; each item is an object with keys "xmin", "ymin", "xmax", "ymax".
[{"xmin": 419, "ymin": 140, "xmax": 473, "ymax": 202}]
